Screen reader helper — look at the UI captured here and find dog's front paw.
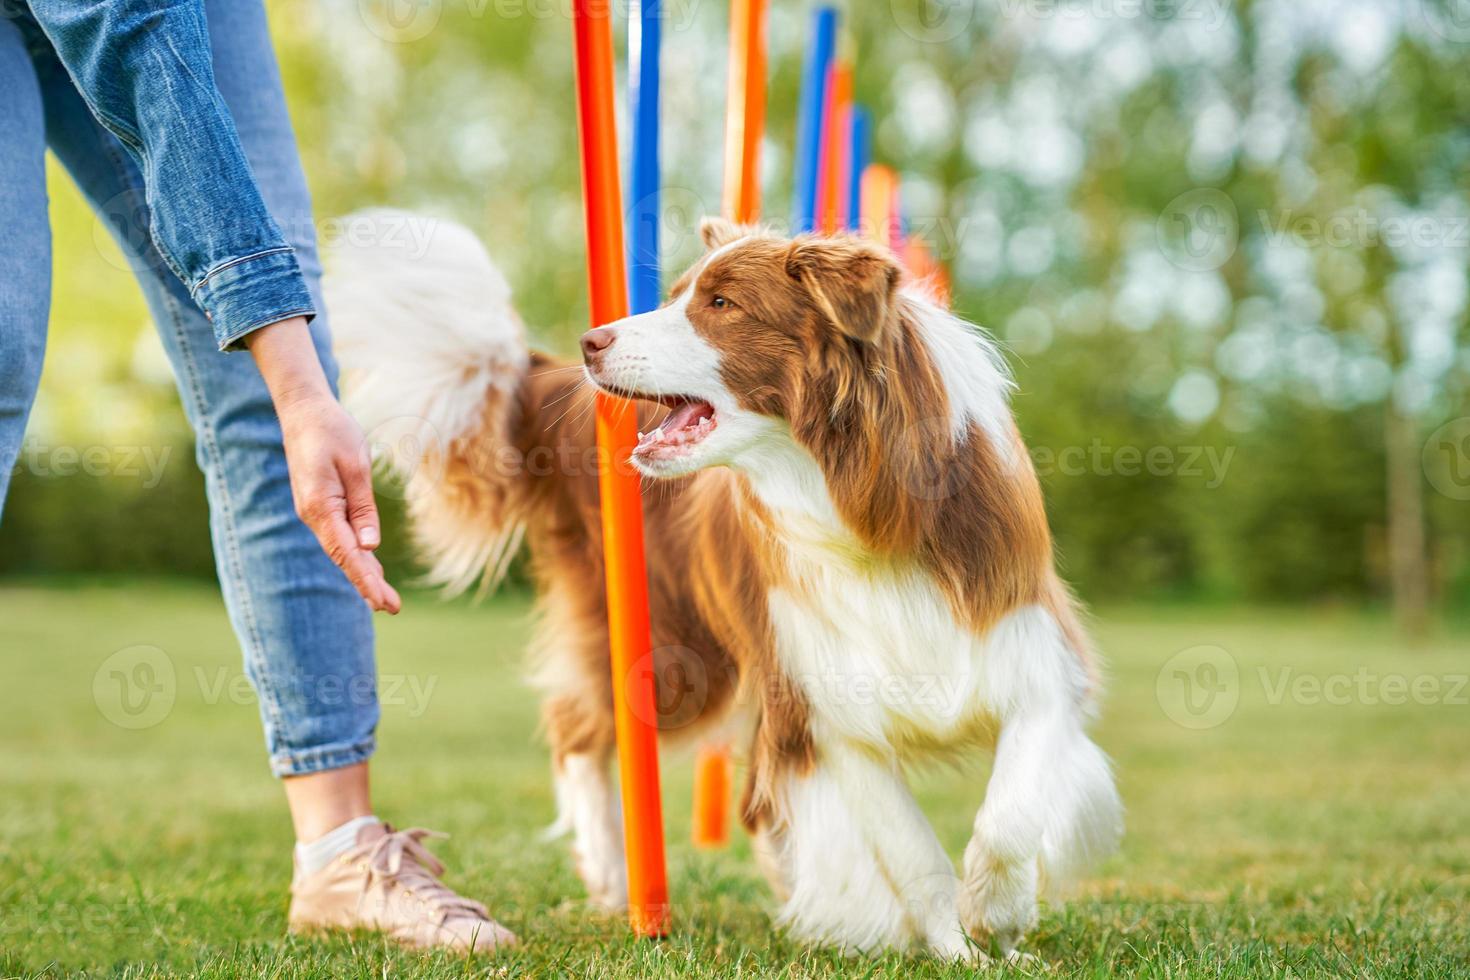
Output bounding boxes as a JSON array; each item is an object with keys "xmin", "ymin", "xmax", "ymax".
[{"xmin": 958, "ymin": 854, "xmax": 1039, "ymax": 956}]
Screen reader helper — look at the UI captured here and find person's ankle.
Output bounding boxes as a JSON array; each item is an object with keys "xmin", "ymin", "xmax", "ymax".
[{"xmin": 295, "ymin": 814, "xmax": 380, "ymax": 876}]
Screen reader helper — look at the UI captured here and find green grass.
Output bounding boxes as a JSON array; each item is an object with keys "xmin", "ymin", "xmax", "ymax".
[{"xmin": 1, "ymin": 580, "xmax": 1467, "ymax": 978}]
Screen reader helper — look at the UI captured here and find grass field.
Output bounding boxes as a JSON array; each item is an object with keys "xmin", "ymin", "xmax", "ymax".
[{"xmin": 1, "ymin": 580, "xmax": 1467, "ymax": 978}]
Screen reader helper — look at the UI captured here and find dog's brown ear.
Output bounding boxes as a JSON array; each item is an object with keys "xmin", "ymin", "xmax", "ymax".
[
  {"xmin": 700, "ymin": 216, "xmax": 743, "ymax": 251},
  {"xmin": 785, "ymin": 237, "xmax": 902, "ymax": 344}
]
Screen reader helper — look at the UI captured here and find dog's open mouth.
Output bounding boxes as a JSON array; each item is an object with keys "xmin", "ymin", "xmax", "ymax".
[{"xmin": 634, "ymin": 396, "xmax": 717, "ymax": 461}]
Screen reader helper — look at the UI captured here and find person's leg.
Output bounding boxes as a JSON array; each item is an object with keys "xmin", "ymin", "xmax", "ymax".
[
  {"xmin": 0, "ymin": 18, "xmax": 52, "ymax": 515},
  {"xmin": 31, "ymin": 2, "xmax": 512, "ymax": 949},
  {"xmin": 31, "ymin": 1, "xmax": 376, "ymax": 812},
  {"xmin": 37, "ymin": 62, "xmax": 379, "ymax": 805}
]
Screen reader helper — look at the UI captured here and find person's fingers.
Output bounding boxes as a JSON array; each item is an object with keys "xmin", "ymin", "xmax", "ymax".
[
  {"xmin": 298, "ymin": 485, "xmax": 393, "ymax": 613},
  {"xmin": 379, "ymin": 576, "xmax": 402, "ymax": 615},
  {"xmin": 322, "ymin": 511, "xmax": 394, "ymax": 612},
  {"xmin": 340, "ymin": 451, "xmax": 382, "ymax": 551}
]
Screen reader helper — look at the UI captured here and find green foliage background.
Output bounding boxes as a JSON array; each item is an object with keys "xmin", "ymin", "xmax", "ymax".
[{"xmin": 3, "ymin": 0, "xmax": 1469, "ymax": 611}]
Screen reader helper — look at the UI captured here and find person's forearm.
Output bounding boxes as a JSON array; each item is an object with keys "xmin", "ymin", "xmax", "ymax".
[
  {"xmin": 248, "ymin": 317, "xmax": 399, "ymax": 613},
  {"xmin": 248, "ymin": 317, "xmax": 334, "ymax": 411}
]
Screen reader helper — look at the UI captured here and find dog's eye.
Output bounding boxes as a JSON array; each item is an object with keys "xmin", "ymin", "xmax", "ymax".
[{"xmin": 712, "ymin": 295, "xmax": 733, "ymax": 310}]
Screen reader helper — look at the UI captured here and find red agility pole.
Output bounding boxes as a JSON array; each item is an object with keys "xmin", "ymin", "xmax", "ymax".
[
  {"xmin": 571, "ymin": 0, "xmax": 670, "ymax": 938},
  {"xmin": 693, "ymin": 0, "xmax": 767, "ymax": 852}
]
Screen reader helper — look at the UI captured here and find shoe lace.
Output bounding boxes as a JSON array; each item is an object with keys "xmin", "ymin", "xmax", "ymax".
[{"xmin": 360, "ymin": 825, "xmax": 491, "ymax": 925}]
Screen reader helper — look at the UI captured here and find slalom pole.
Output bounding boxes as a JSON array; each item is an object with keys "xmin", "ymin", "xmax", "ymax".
[
  {"xmin": 792, "ymin": 6, "xmax": 836, "ymax": 232},
  {"xmin": 720, "ymin": 0, "xmax": 768, "ymax": 223},
  {"xmin": 693, "ymin": 0, "xmax": 768, "ymax": 852},
  {"xmin": 628, "ymin": 0, "xmax": 661, "ymax": 317},
  {"xmin": 571, "ymin": 0, "xmax": 670, "ymax": 939},
  {"xmin": 860, "ymin": 163, "xmax": 897, "ymax": 249},
  {"xmin": 818, "ymin": 59, "xmax": 851, "ymax": 234},
  {"xmin": 847, "ymin": 106, "xmax": 870, "ymax": 233}
]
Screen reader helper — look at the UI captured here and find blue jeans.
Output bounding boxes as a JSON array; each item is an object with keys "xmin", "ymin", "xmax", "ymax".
[{"xmin": 0, "ymin": 0, "xmax": 378, "ymax": 777}]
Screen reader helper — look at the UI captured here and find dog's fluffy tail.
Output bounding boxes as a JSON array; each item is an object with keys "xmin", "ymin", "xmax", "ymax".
[{"xmin": 325, "ymin": 209, "xmax": 530, "ymax": 595}]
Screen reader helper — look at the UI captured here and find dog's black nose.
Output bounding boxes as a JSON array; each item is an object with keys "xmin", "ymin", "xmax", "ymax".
[{"xmin": 580, "ymin": 327, "xmax": 616, "ymax": 361}]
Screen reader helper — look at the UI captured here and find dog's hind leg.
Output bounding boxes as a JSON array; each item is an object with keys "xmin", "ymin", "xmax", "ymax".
[
  {"xmin": 543, "ymin": 686, "xmax": 626, "ymax": 911},
  {"xmin": 772, "ymin": 739, "xmax": 975, "ymax": 960}
]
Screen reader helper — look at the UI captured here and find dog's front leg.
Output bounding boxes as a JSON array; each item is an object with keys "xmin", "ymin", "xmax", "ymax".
[
  {"xmin": 772, "ymin": 738, "xmax": 975, "ymax": 960},
  {"xmin": 960, "ymin": 704, "xmax": 1121, "ymax": 956}
]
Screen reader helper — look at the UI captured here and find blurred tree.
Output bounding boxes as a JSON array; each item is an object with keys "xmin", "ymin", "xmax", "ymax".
[{"xmin": 4, "ymin": 0, "xmax": 1467, "ymax": 629}]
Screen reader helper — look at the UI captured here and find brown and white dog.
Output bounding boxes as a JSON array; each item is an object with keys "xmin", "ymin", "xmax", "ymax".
[{"xmin": 325, "ymin": 211, "xmax": 1122, "ymax": 961}]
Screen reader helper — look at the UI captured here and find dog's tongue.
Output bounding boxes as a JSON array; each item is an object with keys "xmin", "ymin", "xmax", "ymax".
[
  {"xmin": 636, "ymin": 400, "xmax": 716, "ymax": 453},
  {"xmin": 662, "ymin": 400, "xmax": 713, "ymax": 432}
]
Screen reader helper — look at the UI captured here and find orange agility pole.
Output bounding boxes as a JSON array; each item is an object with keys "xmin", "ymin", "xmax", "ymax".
[
  {"xmin": 571, "ymin": 0, "xmax": 670, "ymax": 938},
  {"xmin": 721, "ymin": 0, "xmax": 767, "ymax": 222},
  {"xmin": 817, "ymin": 60, "xmax": 851, "ymax": 234},
  {"xmin": 694, "ymin": 0, "xmax": 767, "ymax": 852},
  {"xmin": 860, "ymin": 163, "xmax": 898, "ymax": 248}
]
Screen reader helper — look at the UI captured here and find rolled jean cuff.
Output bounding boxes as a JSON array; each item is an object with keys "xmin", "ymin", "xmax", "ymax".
[
  {"xmin": 269, "ymin": 735, "xmax": 376, "ymax": 778},
  {"xmin": 191, "ymin": 246, "xmax": 318, "ymax": 352}
]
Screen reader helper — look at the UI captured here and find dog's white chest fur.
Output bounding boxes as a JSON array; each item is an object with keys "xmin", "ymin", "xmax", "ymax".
[
  {"xmin": 767, "ymin": 556, "xmax": 987, "ymax": 750},
  {"xmin": 741, "ymin": 443, "xmax": 1085, "ymax": 757}
]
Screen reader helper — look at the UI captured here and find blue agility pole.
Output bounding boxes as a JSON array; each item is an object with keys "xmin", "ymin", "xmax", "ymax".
[
  {"xmin": 847, "ymin": 105, "xmax": 870, "ymax": 233},
  {"xmin": 792, "ymin": 5, "xmax": 836, "ymax": 233},
  {"xmin": 628, "ymin": 0, "xmax": 661, "ymax": 315}
]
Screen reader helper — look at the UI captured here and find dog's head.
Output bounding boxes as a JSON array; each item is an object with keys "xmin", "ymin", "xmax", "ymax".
[{"xmin": 581, "ymin": 217, "xmax": 910, "ymax": 480}]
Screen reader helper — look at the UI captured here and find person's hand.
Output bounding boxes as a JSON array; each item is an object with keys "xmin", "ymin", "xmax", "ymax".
[
  {"xmin": 278, "ymin": 394, "xmax": 402, "ymax": 614},
  {"xmin": 246, "ymin": 315, "xmax": 401, "ymax": 614}
]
